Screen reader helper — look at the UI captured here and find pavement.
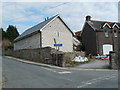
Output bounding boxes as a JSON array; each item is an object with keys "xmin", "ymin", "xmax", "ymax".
[{"xmin": 2, "ymin": 56, "xmax": 118, "ymax": 88}]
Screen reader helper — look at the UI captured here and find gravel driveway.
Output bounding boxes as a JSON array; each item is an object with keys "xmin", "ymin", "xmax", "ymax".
[{"xmin": 75, "ymin": 60, "xmax": 110, "ymax": 69}]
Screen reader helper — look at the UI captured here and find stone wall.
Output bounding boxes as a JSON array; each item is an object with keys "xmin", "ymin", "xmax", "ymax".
[
  {"xmin": 109, "ymin": 51, "xmax": 120, "ymax": 69},
  {"xmin": 4, "ymin": 47, "xmax": 85, "ymax": 67},
  {"xmin": 5, "ymin": 47, "xmax": 53, "ymax": 63},
  {"xmin": 97, "ymin": 32, "xmax": 119, "ymax": 55},
  {"xmin": 63, "ymin": 51, "xmax": 85, "ymax": 61}
]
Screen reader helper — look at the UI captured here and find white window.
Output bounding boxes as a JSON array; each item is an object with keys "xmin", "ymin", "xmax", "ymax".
[
  {"xmin": 113, "ymin": 30, "xmax": 118, "ymax": 37},
  {"xmin": 104, "ymin": 30, "xmax": 109, "ymax": 37},
  {"xmin": 103, "ymin": 25, "xmax": 109, "ymax": 37}
]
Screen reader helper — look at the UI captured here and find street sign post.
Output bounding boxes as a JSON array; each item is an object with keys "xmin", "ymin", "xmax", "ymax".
[
  {"xmin": 54, "ymin": 44, "xmax": 62, "ymax": 47},
  {"xmin": 54, "ymin": 44, "xmax": 63, "ymax": 65}
]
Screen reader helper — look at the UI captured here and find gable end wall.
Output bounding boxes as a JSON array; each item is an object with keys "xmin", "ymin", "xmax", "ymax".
[
  {"xmin": 42, "ymin": 17, "xmax": 73, "ymax": 52},
  {"xmin": 81, "ymin": 22, "xmax": 97, "ymax": 55}
]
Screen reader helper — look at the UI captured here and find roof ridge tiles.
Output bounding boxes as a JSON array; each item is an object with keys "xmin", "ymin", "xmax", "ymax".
[{"xmin": 90, "ymin": 20, "xmax": 120, "ymax": 24}]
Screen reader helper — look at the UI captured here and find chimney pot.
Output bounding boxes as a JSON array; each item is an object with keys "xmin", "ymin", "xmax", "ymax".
[
  {"xmin": 47, "ymin": 17, "xmax": 49, "ymax": 20},
  {"xmin": 86, "ymin": 15, "xmax": 91, "ymax": 21},
  {"xmin": 45, "ymin": 18, "xmax": 46, "ymax": 21}
]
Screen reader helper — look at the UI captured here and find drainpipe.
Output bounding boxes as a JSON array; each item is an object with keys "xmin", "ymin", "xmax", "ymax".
[
  {"xmin": 96, "ymin": 30, "xmax": 99, "ymax": 55},
  {"xmin": 38, "ymin": 30, "xmax": 42, "ymax": 48}
]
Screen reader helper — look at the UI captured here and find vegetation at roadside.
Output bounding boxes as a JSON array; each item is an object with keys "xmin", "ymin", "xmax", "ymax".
[
  {"xmin": 64, "ymin": 59, "xmax": 91, "ymax": 67},
  {"xmin": 76, "ymin": 35, "xmax": 85, "ymax": 51},
  {"xmin": 0, "ymin": 25, "xmax": 19, "ymax": 50}
]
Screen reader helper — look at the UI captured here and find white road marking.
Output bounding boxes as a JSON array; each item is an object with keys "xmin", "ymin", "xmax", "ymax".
[
  {"xmin": 40, "ymin": 67, "xmax": 73, "ymax": 82},
  {"xmin": 85, "ymin": 82, "xmax": 92, "ymax": 85},
  {"xmin": 66, "ymin": 78, "xmax": 73, "ymax": 81},
  {"xmin": 40, "ymin": 67, "xmax": 72, "ymax": 74},
  {"xmin": 77, "ymin": 74, "xmax": 117, "ymax": 88},
  {"xmin": 58, "ymin": 71, "xmax": 72, "ymax": 74},
  {"xmin": 40, "ymin": 67, "xmax": 57, "ymax": 73}
]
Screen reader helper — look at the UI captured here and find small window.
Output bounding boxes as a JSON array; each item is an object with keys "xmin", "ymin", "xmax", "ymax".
[
  {"xmin": 113, "ymin": 30, "xmax": 118, "ymax": 37},
  {"xmin": 104, "ymin": 30, "xmax": 109, "ymax": 37},
  {"xmin": 103, "ymin": 26, "xmax": 109, "ymax": 37}
]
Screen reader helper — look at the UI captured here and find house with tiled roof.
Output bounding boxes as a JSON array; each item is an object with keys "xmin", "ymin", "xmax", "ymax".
[
  {"xmin": 74, "ymin": 31, "xmax": 82, "ymax": 37},
  {"xmin": 14, "ymin": 15, "xmax": 74, "ymax": 52},
  {"xmin": 73, "ymin": 31, "xmax": 81, "ymax": 50},
  {"xmin": 81, "ymin": 16, "xmax": 120, "ymax": 55}
]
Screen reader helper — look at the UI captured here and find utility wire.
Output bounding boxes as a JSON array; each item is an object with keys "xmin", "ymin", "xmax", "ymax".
[
  {"xmin": 45, "ymin": 2, "xmax": 70, "ymax": 11},
  {"xmin": 6, "ymin": 2, "xmax": 70, "ymax": 22}
]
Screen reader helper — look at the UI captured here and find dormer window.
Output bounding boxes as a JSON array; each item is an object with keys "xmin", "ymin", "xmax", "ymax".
[
  {"xmin": 112, "ymin": 23, "xmax": 119, "ymax": 29},
  {"xmin": 103, "ymin": 23, "xmax": 111, "ymax": 29}
]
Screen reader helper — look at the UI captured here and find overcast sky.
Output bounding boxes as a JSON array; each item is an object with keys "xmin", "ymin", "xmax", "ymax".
[{"xmin": 2, "ymin": 2, "xmax": 118, "ymax": 34}]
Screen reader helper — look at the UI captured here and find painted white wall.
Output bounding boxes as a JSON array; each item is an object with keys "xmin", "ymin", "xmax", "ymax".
[
  {"xmin": 14, "ymin": 33, "xmax": 40, "ymax": 50},
  {"xmin": 42, "ymin": 17, "xmax": 73, "ymax": 52},
  {"xmin": 14, "ymin": 17, "xmax": 73, "ymax": 52}
]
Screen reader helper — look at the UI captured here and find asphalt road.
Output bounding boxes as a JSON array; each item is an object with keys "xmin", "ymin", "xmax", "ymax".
[{"xmin": 2, "ymin": 56, "xmax": 118, "ymax": 88}]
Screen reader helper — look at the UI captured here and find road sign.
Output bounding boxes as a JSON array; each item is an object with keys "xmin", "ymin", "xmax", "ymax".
[{"xmin": 54, "ymin": 44, "xmax": 62, "ymax": 47}]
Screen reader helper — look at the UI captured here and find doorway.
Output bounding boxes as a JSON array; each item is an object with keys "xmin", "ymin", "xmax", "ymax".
[{"xmin": 103, "ymin": 44, "xmax": 113, "ymax": 55}]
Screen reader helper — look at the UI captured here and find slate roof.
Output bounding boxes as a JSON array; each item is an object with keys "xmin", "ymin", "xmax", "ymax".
[
  {"xmin": 14, "ymin": 15, "xmax": 58, "ymax": 42},
  {"xmin": 14, "ymin": 14, "xmax": 74, "ymax": 42},
  {"xmin": 87, "ymin": 20, "xmax": 120, "ymax": 31}
]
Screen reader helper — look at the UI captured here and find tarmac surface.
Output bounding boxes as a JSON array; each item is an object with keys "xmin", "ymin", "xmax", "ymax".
[
  {"xmin": 75, "ymin": 60, "xmax": 110, "ymax": 69},
  {"xmin": 2, "ymin": 56, "xmax": 118, "ymax": 88}
]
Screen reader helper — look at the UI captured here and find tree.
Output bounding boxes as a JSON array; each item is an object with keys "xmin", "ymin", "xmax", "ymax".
[
  {"xmin": 0, "ymin": 28, "xmax": 7, "ymax": 40},
  {"xmin": 6, "ymin": 25, "xmax": 19, "ymax": 42},
  {"xmin": 0, "ymin": 28, "xmax": 2, "ymax": 41},
  {"xmin": 2, "ymin": 39, "xmax": 12, "ymax": 50},
  {"xmin": 0, "ymin": 25, "xmax": 20, "ymax": 50},
  {"xmin": 76, "ymin": 35, "xmax": 85, "ymax": 51}
]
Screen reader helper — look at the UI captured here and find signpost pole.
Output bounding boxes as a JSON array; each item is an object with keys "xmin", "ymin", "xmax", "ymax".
[{"xmin": 54, "ymin": 44, "xmax": 62, "ymax": 66}]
